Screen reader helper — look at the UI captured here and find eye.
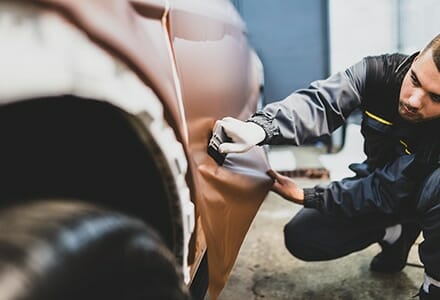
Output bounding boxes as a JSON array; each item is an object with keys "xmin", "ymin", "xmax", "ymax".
[
  {"xmin": 429, "ymin": 93, "xmax": 440, "ymax": 103},
  {"xmin": 410, "ymin": 72, "xmax": 421, "ymax": 87}
]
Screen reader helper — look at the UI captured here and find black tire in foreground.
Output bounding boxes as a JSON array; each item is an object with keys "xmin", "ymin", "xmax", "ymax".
[{"xmin": 0, "ymin": 199, "xmax": 191, "ymax": 300}]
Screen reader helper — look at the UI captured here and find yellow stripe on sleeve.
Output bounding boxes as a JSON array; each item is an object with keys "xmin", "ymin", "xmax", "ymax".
[{"xmin": 365, "ymin": 110, "xmax": 393, "ymax": 125}]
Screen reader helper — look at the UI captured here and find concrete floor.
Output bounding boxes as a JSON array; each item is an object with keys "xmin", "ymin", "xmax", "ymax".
[{"xmin": 216, "ymin": 145, "xmax": 424, "ymax": 300}]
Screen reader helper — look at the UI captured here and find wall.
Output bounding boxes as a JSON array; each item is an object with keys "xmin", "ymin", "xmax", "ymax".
[
  {"xmin": 328, "ymin": 0, "xmax": 397, "ymax": 74},
  {"xmin": 233, "ymin": 0, "xmax": 329, "ymax": 104},
  {"xmin": 398, "ymin": 0, "xmax": 440, "ymax": 53}
]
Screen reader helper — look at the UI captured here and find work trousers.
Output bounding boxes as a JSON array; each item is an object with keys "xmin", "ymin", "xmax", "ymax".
[
  {"xmin": 283, "ymin": 168, "xmax": 440, "ymax": 299},
  {"xmin": 283, "ymin": 207, "xmax": 418, "ymax": 261}
]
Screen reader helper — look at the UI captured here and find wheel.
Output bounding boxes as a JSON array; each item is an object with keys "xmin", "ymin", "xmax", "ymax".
[{"xmin": 0, "ymin": 199, "xmax": 191, "ymax": 300}]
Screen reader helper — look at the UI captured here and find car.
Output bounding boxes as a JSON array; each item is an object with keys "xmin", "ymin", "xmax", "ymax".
[{"xmin": 0, "ymin": 0, "xmax": 271, "ymax": 299}]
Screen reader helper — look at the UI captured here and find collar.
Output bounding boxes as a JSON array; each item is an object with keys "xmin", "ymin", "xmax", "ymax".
[{"xmin": 395, "ymin": 51, "xmax": 419, "ymax": 81}]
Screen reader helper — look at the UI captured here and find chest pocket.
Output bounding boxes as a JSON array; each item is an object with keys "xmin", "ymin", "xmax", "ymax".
[{"xmin": 361, "ymin": 110, "xmax": 397, "ymax": 169}]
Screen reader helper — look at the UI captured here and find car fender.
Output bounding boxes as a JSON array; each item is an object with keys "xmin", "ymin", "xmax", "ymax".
[{"xmin": 0, "ymin": 0, "xmax": 195, "ymax": 283}]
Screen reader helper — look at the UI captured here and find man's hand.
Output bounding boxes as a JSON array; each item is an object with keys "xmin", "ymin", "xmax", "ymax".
[
  {"xmin": 266, "ymin": 169, "xmax": 304, "ymax": 205},
  {"xmin": 214, "ymin": 117, "xmax": 266, "ymax": 154}
]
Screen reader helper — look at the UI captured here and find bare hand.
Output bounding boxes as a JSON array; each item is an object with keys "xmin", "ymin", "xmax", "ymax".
[{"xmin": 266, "ymin": 169, "xmax": 304, "ymax": 205}]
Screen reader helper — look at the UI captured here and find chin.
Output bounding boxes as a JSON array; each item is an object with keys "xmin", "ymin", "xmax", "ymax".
[{"xmin": 399, "ymin": 111, "xmax": 419, "ymax": 122}]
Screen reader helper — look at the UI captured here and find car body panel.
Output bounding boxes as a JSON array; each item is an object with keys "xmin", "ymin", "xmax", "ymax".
[
  {"xmin": 167, "ymin": 1, "xmax": 271, "ymax": 297},
  {"xmin": 4, "ymin": 0, "xmax": 272, "ymax": 298},
  {"xmin": 35, "ymin": 0, "xmax": 187, "ymax": 143}
]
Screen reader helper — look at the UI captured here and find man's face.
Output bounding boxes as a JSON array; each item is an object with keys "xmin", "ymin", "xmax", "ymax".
[{"xmin": 399, "ymin": 49, "xmax": 440, "ymax": 122}]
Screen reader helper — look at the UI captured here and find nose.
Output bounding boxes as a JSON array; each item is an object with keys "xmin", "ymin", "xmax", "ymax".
[{"xmin": 406, "ymin": 90, "xmax": 425, "ymax": 111}]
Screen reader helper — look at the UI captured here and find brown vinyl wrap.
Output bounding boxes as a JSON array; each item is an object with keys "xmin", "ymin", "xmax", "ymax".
[
  {"xmin": 168, "ymin": 2, "xmax": 272, "ymax": 297},
  {"xmin": 30, "ymin": 1, "xmax": 272, "ymax": 298},
  {"xmin": 197, "ymin": 152, "xmax": 271, "ymax": 299},
  {"xmin": 35, "ymin": 0, "xmax": 186, "ymax": 142}
]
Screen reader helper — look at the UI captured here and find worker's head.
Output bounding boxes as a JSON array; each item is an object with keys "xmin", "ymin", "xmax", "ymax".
[{"xmin": 399, "ymin": 33, "xmax": 440, "ymax": 122}]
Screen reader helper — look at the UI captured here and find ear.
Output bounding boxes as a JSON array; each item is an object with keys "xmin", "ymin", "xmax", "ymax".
[{"xmin": 414, "ymin": 54, "xmax": 420, "ymax": 62}]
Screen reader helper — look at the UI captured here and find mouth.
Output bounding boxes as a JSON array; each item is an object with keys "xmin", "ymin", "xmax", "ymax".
[
  {"xmin": 399, "ymin": 102, "xmax": 419, "ymax": 119},
  {"xmin": 399, "ymin": 102, "xmax": 417, "ymax": 116}
]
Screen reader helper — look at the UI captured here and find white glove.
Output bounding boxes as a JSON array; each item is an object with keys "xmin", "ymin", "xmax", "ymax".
[{"xmin": 214, "ymin": 117, "xmax": 266, "ymax": 153}]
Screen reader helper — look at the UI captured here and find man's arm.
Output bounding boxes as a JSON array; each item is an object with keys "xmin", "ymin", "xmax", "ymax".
[
  {"xmin": 304, "ymin": 136, "xmax": 440, "ymax": 218},
  {"xmin": 268, "ymin": 154, "xmax": 417, "ymax": 218},
  {"xmin": 247, "ymin": 60, "xmax": 366, "ymax": 146},
  {"xmin": 303, "ymin": 154, "xmax": 417, "ymax": 217},
  {"xmin": 217, "ymin": 59, "xmax": 367, "ymax": 153}
]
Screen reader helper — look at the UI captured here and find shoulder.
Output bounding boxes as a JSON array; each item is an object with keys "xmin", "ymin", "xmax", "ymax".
[
  {"xmin": 363, "ymin": 53, "xmax": 409, "ymax": 78},
  {"xmin": 357, "ymin": 53, "xmax": 412, "ymax": 91},
  {"xmin": 345, "ymin": 53, "xmax": 409, "ymax": 88}
]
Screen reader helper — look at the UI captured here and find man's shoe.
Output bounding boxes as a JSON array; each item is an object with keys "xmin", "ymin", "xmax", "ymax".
[{"xmin": 370, "ymin": 223, "xmax": 421, "ymax": 273}]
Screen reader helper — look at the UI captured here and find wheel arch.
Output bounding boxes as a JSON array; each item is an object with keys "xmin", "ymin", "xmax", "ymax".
[
  {"xmin": 0, "ymin": 0, "xmax": 194, "ymax": 283},
  {"xmin": 0, "ymin": 96, "xmax": 193, "ymax": 281}
]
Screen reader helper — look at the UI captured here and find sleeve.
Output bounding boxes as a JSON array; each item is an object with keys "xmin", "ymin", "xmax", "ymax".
[
  {"xmin": 247, "ymin": 58, "xmax": 367, "ymax": 145},
  {"xmin": 302, "ymin": 154, "xmax": 417, "ymax": 218}
]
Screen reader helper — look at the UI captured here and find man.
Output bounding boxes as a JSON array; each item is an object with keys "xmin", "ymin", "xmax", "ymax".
[{"xmin": 214, "ymin": 34, "xmax": 440, "ymax": 299}]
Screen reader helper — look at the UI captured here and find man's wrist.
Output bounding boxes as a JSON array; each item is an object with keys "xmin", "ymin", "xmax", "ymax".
[
  {"xmin": 246, "ymin": 112, "xmax": 279, "ymax": 145},
  {"xmin": 303, "ymin": 188, "xmax": 324, "ymax": 209},
  {"xmin": 297, "ymin": 188, "xmax": 305, "ymax": 204}
]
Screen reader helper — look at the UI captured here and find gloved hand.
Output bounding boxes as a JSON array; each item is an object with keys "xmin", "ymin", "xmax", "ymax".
[{"xmin": 214, "ymin": 117, "xmax": 266, "ymax": 153}]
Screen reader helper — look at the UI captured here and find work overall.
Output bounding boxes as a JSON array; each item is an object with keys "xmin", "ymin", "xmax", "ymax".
[{"xmin": 249, "ymin": 52, "xmax": 440, "ymax": 298}]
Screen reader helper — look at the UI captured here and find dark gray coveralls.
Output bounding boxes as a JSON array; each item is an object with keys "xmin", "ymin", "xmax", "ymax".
[{"xmin": 248, "ymin": 52, "xmax": 440, "ymax": 299}]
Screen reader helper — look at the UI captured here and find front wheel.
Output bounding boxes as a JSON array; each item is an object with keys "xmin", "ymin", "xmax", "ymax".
[{"xmin": 0, "ymin": 199, "xmax": 191, "ymax": 300}]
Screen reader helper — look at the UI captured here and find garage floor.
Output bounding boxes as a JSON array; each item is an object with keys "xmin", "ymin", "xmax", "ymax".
[{"xmin": 216, "ymin": 145, "xmax": 424, "ymax": 300}]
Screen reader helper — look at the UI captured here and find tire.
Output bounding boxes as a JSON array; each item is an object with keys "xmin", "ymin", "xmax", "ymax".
[
  {"xmin": 0, "ymin": 1, "xmax": 194, "ymax": 281},
  {"xmin": 0, "ymin": 199, "xmax": 191, "ymax": 300}
]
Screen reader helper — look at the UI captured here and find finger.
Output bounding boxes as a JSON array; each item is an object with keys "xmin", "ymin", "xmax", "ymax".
[
  {"xmin": 218, "ymin": 142, "xmax": 248, "ymax": 154},
  {"xmin": 271, "ymin": 181, "xmax": 285, "ymax": 196},
  {"xmin": 220, "ymin": 117, "xmax": 237, "ymax": 129},
  {"xmin": 220, "ymin": 118, "xmax": 240, "ymax": 138},
  {"xmin": 213, "ymin": 120, "xmax": 223, "ymax": 132},
  {"xmin": 265, "ymin": 170, "xmax": 276, "ymax": 183},
  {"xmin": 266, "ymin": 169, "xmax": 276, "ymax": 180},
  {"xmin": 214, "ymin": 119, "xmax": 223, "ymax": 126},
  {"xmin": 266, "ymin": 169, "xmax": 281, "ymax": 181},
  {"xmin": 222, "ymin": 116, "xmax": 238, "ymax": 123}
]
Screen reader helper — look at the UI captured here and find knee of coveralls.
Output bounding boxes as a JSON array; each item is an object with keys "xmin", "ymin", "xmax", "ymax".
[
  {"xmin": 283, "ymin": 212, "xmax": 338, "ymax": 261},
  {"xmin": 284, "ymin": 220, "xmax": 315, "ymax": 261}
]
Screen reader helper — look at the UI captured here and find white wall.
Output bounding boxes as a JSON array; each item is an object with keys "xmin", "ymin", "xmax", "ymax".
[
  {"xmin": 329, "ymin": 0, "xmax": 440, "ymax": 73},
  {"xmin": 399, "ymin": 0, "xmax": 440, "ymax": 54},
  {"xmin": 328, "ymin": 0, "xmax": 397, "ymax": 74}
]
